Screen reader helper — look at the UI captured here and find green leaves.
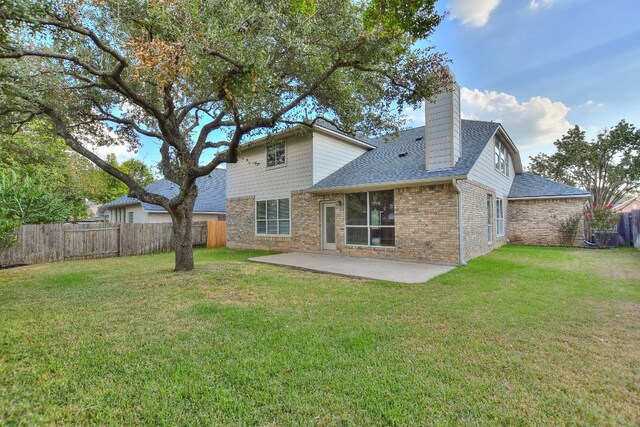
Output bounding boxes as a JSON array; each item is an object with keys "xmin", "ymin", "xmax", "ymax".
[
  {"xmin": 362, "ymin": 0, "xmax": 443, "ymax": 39},
  {"xmin": 529, "ymin": 121, "xmax": 640, "ymax": 210},
  {"xmin": 0, "ymin": 169, "xmax": 71, "ymax": 250}
]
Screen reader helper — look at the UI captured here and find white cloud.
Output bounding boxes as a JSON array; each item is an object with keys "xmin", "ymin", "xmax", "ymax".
[
  {"xmin": 90, "ymin": 144, "xmax": 137, "ymax": 163},
  {"xmin": 529, "ymin": 0, "xmax": 554, "ymax": 9},
  {"xmin": 450, "ymin": 0, "xmax": 502, "ymax": 27},
  {"xmin": 576, "ymin": 99, "xmax": 604, "ymax": 108},
  {"xmin": 80, "ymin": 126, "xmax": 138, "ymax": 163},
  {"xmin": 460, "ymin": 88, "xmax": 572, "ymax": 150}
]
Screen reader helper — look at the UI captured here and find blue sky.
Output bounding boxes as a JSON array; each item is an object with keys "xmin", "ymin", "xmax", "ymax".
[
  {"xmin": 417, "ymin": 0, "xmax": 640, "ymax": 163},
  {"xmin": 112, "ymin": 0, "xmax": 640, "ymax": 168}
]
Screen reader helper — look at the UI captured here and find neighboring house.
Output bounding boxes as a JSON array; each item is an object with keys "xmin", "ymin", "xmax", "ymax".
[
  {"xmin": 226, "ymin": 77, "xmax": 590, "ymax": 265},
  {"xmin": 103, "ymin": 169, "xmax": 226, "ymax": 224},
  {"xmin": 613, "ymin": 197, "xmax": 640, "ymax": 213}
]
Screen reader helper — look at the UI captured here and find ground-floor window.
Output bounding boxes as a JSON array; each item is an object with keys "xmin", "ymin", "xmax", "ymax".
[
  {"xmin": 345, "ymin": 190, "xmax": 395, "ymax": 247},
  {"xmin": 496, "ymin": 198, "xmax": 504, "ymax": 236},
  {"xmin": 256, "ymin": 198, "xmax": 290, "ymax": 235},
  {"xmin": 487, "ymin": 194, "xmax": 494, "ymax": 243},
  {"xmin": 128, "ymin": 212, "xmax": 134, "ymax": 224}
]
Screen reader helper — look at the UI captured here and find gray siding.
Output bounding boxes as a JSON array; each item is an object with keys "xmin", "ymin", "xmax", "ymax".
[
  {"xmin": 312, "ymin": 130, "xmax": 368, "ymax": 184},
  {"xmin": 425, "ymin": 84, "xmax": 461, "ymax": 171},
  {"xmin": 467, "ymin": 135, "xmax": 515, "ymax": 198},
  {"xmin": 452, "ymin": 86, "xmax": 461, "ymax": 164},
  {"xmin": 107, "ymin": 205, "xmax": 218, "ymax": 223},
  {"xmin": 226, "ymin": 134, "xmax": 313, "ymax": 199},
  {"xmin": 107, "ymin": 205, "xmax": 148, "ymax": 224}
]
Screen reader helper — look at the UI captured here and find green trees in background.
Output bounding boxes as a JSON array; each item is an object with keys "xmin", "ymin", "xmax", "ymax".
[
  {"xmin": 0, "ymin": 120, "xmax": 156, "ymax": 217},
  {"xmin": 0, "ymin": 170, "xmax": 71, "ymax": 250},
  {"xmin": 529, "ymin": 120, "xmax": 640, "ymax": 211}
]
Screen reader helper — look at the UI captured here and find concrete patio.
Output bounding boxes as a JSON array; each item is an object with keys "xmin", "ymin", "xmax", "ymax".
[{"xmin": 248, "ymin": 252, "xmax": 455, "ymax": 283}]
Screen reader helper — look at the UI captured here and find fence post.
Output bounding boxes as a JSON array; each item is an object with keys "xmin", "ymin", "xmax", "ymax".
[{"xmin": 117, "ymin": 224, "xmax": 122, "ymax": 257}]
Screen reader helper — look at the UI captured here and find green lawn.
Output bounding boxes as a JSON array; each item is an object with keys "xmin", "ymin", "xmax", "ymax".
[{"xmin": 1, "ymin": 245, "xmax": 638, "ymax": 425}]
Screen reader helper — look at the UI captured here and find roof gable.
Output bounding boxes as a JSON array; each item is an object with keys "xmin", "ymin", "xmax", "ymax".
[
  {"xmin": 103, "ymin": 169, "xmax": 227, "ymax": 213},
  {"xmin": 309, "ymin": 120, "xmax": 501, "ymax": 191}
]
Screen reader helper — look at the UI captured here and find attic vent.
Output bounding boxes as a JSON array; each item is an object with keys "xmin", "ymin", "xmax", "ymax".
[{"xmin": 399, "ymin": 152, "xmax": 409, "ymax": 158}]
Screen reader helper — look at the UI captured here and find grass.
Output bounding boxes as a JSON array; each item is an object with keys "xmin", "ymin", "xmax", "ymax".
[{"xmin": 1, "ymin": 245, "xmax": 638, "ymax": 425}]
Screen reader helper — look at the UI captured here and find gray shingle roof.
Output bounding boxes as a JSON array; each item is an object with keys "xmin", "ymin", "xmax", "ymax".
[
  {"xmin": 103, "ymin": 169, "xmax": 226, "ymax": 213},
  {"xmin": 508, "ymin": 172, "xmax": 590, "ymax": 199},
  {"xmin": 309, "ymin": 120, "xmax": 500, "ymax": 191}
]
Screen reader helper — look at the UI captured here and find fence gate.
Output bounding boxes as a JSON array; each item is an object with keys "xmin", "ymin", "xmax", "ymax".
[{"xmin": 207, "ymin": 221, "xmax": 227, "ymax": 248}]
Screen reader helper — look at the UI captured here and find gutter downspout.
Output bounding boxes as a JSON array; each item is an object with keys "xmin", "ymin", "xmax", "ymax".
[{"xmin": 452, "ymin": 179, "xmax": 466, "ymax": 265}]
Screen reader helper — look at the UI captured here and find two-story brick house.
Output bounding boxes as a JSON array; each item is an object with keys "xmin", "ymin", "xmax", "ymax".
[{"xmin": 226, "ymin": 78, "xmax": 589, "ymax": 265}]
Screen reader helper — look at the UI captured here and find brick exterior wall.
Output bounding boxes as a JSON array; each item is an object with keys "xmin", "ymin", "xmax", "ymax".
[
  {"xmin": 507, "ymin": 197, "xmax": 586, "ymax": 246},
  {"xmin": 338, "ymin": 184, "xmax": 460, "ymax": 264},
  {"xmin": 226, "ymin": 180, "xmax": 586, "ymax": 264},
  {"xmin": 458, "ymin": 180, "xmax": 507, "ymax": 262},
  {"xmin": 226, "ymin": 191, "xmax": 338, "ymax": 252},
  {"xmin": 227, "ymin": 184, "xmax": 461, "ymax": 264}
]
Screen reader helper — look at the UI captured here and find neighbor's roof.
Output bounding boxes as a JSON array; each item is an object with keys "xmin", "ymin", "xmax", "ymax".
[
  {"xmin": 508, "ymin": 172, "xmax": 590, "ymax": 199},
  {"xmin": 103, "ymin": 169, "xmax": 226, "ymax": 213},
  {"xmin": 613, "ymin": 196, "xmax": 640, "ymax": 210},
  {"xmin": 309, "ymin": 120, "xmax": 500, "ymax": 191}
]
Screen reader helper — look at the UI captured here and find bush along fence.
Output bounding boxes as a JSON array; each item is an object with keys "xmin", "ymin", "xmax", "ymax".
[
  {"xmin": 617, "ymin": 209, "xmax": 640, "ymax": 249},
  {"xmin": 0, "ymin": 222, "xmax": 212, "ymax": 267}
]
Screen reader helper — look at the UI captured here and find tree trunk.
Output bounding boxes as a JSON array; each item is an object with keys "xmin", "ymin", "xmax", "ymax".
[{"xmin": 170, "ymin": 194, "xmax": 196, "ymax": 272}]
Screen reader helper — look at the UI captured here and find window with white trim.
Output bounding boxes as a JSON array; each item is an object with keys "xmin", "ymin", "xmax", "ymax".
[
  {"xmin": 487, "ymin": 194, "xmax": 494, "ymax": 243},
  {"xmin": 496, "ymin": 198, "xmax": 504, "ymax": 236},
  {"xmin": 494, "ymin": 138, "xmax": 510, "ymax": 177},
  {"xmin": 128, "ymin": 212, "xmax": 134, "ymax": 224},
  {"xmin": 256, "ymin": 198, "xmax": 290, "ymax": 235},
  {"xmin": 266, "ymin": 141, "xmax": 285, "ymax": 167},
  {"xmin": 345, "ymin": 190, "xmax": 395, "ymax": 247}
]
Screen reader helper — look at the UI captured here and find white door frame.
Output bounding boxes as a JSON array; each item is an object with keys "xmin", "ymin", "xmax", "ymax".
[{"xmin": 321, "ymin": 202, "xmax": 337, "ymax": 251}]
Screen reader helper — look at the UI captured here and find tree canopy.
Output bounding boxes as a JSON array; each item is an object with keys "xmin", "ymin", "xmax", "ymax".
[
  {"xmin": 0, "ymin": 120, "xmax": 155, "ymax": 210},
  {"xmin": 529, "ymin": 121, "xmax": 640, "ymax": 210},
  {"xmin": 0, "ymin": 0, "xmax": 450, "ymax": 270}
]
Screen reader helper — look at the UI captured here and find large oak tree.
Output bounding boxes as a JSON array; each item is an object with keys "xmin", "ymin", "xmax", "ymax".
[{"xmin": 0, "ymin": 0, "xmax": 449, "ymax": 271}]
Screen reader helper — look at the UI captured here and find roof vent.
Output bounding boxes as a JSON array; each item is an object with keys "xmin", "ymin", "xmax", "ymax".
[
  {"xmin": 399, "ymin": 152, "xmax": 409, "ymax": 158},
  {"xmin": 415, "ymin": 136, "xmax": 424, "ymax": 141}
]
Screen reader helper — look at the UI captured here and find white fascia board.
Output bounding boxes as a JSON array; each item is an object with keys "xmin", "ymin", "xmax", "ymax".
[
  {"xmin": 508, "ymin": 194, "xmax": 591, "ymax": 201},
  {"xmin": 313, "ymin": 126, "xmax": 376, "ymax": 150},
  {"xmin": 308, "ymin": 175, "xmax": 467, "ymax": 194}
]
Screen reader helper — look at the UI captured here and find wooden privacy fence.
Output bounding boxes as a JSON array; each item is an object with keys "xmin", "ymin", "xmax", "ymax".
[
  {"xmin": 617, "ymin": 210, "xmax": 640, "ymax": 249},
  {"xmin": 0, "ymin": 221, "xmax": 211, "ymax": 267},
  {"xmin": 206, "ymin": 221, "xmax": 227, "ymax": 248}
]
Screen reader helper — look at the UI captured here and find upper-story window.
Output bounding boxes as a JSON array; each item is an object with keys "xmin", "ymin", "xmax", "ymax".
[
  {"xmin": 494, "ymin": 138, "xmax": 510, "ymax": 177},
  {"xmin": 266, "ymin": 141, "xmax": 286, "ymax": 168}
]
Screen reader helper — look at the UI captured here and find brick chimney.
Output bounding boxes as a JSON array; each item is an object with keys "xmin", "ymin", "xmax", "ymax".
[{"xmin": 425, "ymin": 69, "xmax": 461, "ymax": 170}]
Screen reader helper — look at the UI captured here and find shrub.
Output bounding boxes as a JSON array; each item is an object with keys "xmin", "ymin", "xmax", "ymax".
[
  {"xmin": 558, "ymin": 213, "xmax": 582, "ymax": 246},
  {"xmin": 588, "ymin": 206, "xmax": 619, "ymax": 248},
  {"xmin": 0, "ymin": 170, "xmax": 71, "ymax": 252}
]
